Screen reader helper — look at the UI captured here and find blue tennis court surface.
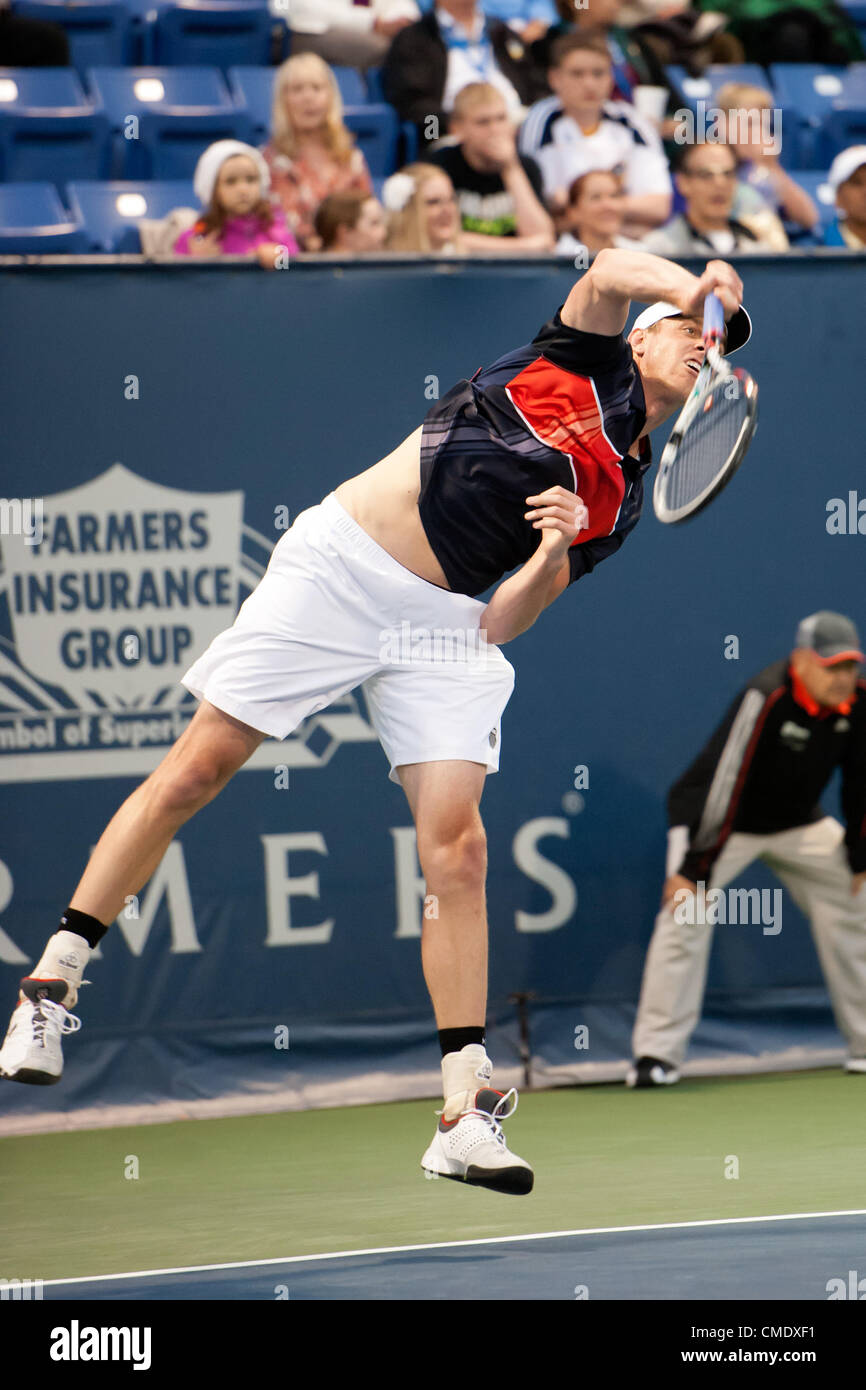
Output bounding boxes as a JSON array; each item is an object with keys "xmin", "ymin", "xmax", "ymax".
[{"xmin": 41, "ymin": 1212, "xmax": 866, "ymax": 1301}]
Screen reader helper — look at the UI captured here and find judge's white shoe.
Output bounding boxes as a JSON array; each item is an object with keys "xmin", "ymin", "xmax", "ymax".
[
  {"xmin": 0, "ymin": 998, "xmax": 81, "ymax": 1085},
  {"xmin": 421, "ymin": 1087, "xmax": 534, "ymax": 1195}
]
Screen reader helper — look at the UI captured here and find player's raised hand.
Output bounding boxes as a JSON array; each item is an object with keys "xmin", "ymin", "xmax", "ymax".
[
  {"xmin": 684, "ymin": 260, "xmax": 744, "ymax": 324},
  {"xmin": 525, "ymin": 487, "xmax": 588, "ymax": 560}
]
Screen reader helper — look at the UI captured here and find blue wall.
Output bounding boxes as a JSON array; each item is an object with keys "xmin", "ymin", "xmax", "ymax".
[{"xmin": 1, "ymin": 254, "xmax": 864, "ymax": 1118}]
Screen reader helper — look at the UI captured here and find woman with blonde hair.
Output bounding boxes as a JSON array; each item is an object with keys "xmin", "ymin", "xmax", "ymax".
[
  {"xmin": 384, "ymin": 163, "xmax": 467, "ymax": 253},
  {"xmin": 261, "ymin": 52, "xmax": 373, "ymax": 249}
]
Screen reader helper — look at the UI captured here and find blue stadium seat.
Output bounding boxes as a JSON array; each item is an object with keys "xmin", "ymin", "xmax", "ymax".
[
  {"xmin": 365, "ymin": 65, "xmax": 417, "ymax": 165},
  {"xmin": 86, "ymin": 66, "xmax": 253, "ymax": 178},
  {"xmin": 9, "ymin": 1, "xmax": 135, "ymax": 74},
  {"xmin": 331, "ymin": 65, "xmax": 366, "ymax": 107},
  {"xmin": 0, "ymin": 182, "xmax": 87, "ymax": 252},
  {"xmin": 770, "ymin": 64, "xmax": 856, "ymax": 168},
  {"xmin": 343, "ymin": 105, "xmax": 399, "ymax": 179},
  {"xmin": 0, "ymin": 67, "xmax": 111, "ymax": 182},
  {"xmin": 666, "ymin": 64, "xmax": 771, "ymax": 112},
  {"xmin": 840, "ymin": 0, "xmax": 866, "ymax": 21},
  {"xmin": 227, "ymin": 64, "xmax": 275, "ymax": 141},
  {"xmin": 788, "ymin": 170, "xmax": 838, "ymax": 233},
  {"xmin": 149, "ymin": 1, "xmax": 280, "ymax": 72},
  {"xmin": 66, "ymin": 178, "xmax": 195, "ymax": 250},
  {"xmin": 821, "ymin": 67, "xmax": 866, "ymax": 162}
]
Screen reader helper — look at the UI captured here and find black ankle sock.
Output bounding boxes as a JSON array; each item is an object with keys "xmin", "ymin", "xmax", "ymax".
[
  {"xmin": 60, "ymin": 908, "xmax": 109, "ymax": 950},
  {"xmin": 438, "ymin": 1026, "xmax": 485, "ymax": 1058}
]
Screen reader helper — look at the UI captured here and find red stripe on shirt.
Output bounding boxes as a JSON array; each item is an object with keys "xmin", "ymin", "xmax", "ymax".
[{"xmin": 505, "ymin": 355, "xmax": 625, "ymax": 541}]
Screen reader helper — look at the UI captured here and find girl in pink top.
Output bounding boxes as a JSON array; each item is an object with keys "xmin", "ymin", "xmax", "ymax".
[{"xmin": 174, "ymin": 140, "xmax": 300, "ymax": 268}]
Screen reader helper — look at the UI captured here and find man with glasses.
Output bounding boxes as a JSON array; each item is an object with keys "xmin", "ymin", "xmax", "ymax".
[{"xmin": 642, "ymin": 143, "xmax": 786, "ymax": 254}]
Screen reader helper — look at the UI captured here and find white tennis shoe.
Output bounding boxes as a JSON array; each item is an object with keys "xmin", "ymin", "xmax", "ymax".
[
  {"xmin": 0, "ymin": 997, "xmax": 82, "ymax": 1085},
  {"xmin": 421, "ymin": 1087, "xmax": 534, "ymax": 1195}
]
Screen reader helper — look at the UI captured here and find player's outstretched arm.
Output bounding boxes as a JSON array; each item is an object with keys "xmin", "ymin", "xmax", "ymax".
[{"xmin": 561, "ymin": 248, "xmax": 744, "ymax": 337}]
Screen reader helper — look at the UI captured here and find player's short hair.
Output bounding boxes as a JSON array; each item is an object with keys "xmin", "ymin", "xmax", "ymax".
[
  {"xmin": 549, "ymin": 30, "xmax": 612, "ymax": 70},
  {"xmin": 452, "ymin": 82, "xmax": 508, "ymax": 122}
]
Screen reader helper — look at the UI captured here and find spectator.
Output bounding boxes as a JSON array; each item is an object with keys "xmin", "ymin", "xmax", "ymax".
[
  {"xmin": 696, "ymin": 0, "xmax": 864, "ymax": 66},
  {"xmin": 0, "ymin": 0, "xmax": 69, "ymax": 64},
  {"xmin": 313, "ymin": 190, "xmax": 389, "ymax": 251},
  {"xmin": 555, "ymin": 168, "xmax": 642, "ymax": 255},
  {"xmin": 482, "ymin": 0, "xmax": 558, "ymax": 44},
  {"xmin": 173, "ymin": 141, "xmax": 300, "ymax": 267},
  {"xmin": 825, "ymin": 147, "xmax": 866, "ymax": 251},
  {"xmin": 381, "ymin": 0, "xmax": 548, "ymax": 142},
  {"xmin": 427, "ymin": 82, "xmax": 554, "ymax": 248},
  {"xmin": 642, "ymin": 142, "xmax": 787, "ymax": 254},
  {"xmin": 281, "ymin": 0, "xmax": 419, "ymax": 72},
  {"xmin": 533, "ymin": 0, "xmax": 678, "ymax": 109},
  {"xmin": 519, "ymin": 32, "xmax": 672, "ymax": 233},
  {"xmin": 384, "ymin": 163, "xmax": 469, "ymax": 251},
  {"xmin": 261, "ymin": 53, "xmax": 374, "ymax": 250},
  {"xmin": 716, "ymin": 82, "xmax": 818, "ymax": 236}
]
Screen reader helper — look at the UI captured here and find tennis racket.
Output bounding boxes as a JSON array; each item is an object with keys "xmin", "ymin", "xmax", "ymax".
[{"xmin": 653, "ymin": 293, "xmax": 758, "ymax": 525}]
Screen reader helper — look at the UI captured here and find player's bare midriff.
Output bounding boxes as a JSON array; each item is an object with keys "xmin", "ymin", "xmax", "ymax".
[{"xmin": 334, "ymin": 426, "xmax": 453, "ymax": 591}]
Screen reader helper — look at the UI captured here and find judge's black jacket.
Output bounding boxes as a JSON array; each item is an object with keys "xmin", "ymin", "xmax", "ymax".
[{"xmin": 669, "ymin": 660, "xmax": 866, "ymax": 881}]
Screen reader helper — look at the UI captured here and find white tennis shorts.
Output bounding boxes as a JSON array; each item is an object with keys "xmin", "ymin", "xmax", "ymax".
[{"xmin": 181, "ymin": 493, "xmax": 516, "ymax": 782}]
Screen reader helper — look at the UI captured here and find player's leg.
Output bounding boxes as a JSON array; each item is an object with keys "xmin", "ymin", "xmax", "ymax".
[
  {"xmin": 763, "ymin": 818, "xmax": 866, "ymax": 1070},
  {"xmin": 397, "ymin": 758, "xmax": 532, "ymax": 1195},
  {"xmin": 0, "ymin": 701, "xmax": 265, "ymax": 1085},
  {"xmin": 630, "ymin": 831, "xmax": 762, "ymax": 1085}
]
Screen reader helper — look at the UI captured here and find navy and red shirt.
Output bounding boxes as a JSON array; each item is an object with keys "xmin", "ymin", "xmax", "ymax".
[
  {"xmin": 417, "ymin": 308, "xmax": 652, "ymax": 598},
  {"xmin": 669, "ymin": 661, "xmax": 866, "ymax": 879}
]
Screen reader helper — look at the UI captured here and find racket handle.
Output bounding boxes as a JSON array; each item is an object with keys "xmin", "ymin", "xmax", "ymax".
[{"xmin": 702, "ymin": 292, "xmax": 725, "ymax": 348}]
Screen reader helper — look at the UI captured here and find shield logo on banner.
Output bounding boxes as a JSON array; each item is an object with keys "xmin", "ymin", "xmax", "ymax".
[{"xmin": 1, "ymin": 463, "xmax": 244, "ymax": 709}]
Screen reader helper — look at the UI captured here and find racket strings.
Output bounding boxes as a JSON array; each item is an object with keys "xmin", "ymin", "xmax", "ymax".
[{"xmin": 666, "ymin": 387, "xmax": 750, "ymax": 511}]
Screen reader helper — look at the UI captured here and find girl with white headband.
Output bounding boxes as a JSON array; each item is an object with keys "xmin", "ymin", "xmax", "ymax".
[{"xmin": 174, "ymin": 140, "xmax": 300, "ymax": 268}]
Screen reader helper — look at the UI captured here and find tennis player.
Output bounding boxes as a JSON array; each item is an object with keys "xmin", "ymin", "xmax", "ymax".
[
  {"xmin": 629, "ymin": 611, "xmax": 866, "ymax": 1087},
  {"xmin": 1, "ymin": 249, "xmax": 749, "ymax": 1195}
]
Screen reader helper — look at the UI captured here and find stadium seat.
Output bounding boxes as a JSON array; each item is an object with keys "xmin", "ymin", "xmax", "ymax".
[
  {"xmin": 0, "ymin": 182, "xmax": 87, "ymax": 253},
  {"xmin": 820, "ymin": 67, "xmax": 866, "ymax": 162},
  {"xmin": 770, "ymin": 64, "xmax": 861, "ymax": 168},
  {"xmin": 148, "ymin": 1, "xmax": 280, "ymax": 71},
  {"xmin": 0, "ymin": 67, "xmax": 111, "ymax": 183},
  {"xmin": 331, "ymin": 65, "xmax": 366, "ymax": 107},
  {"xmin": 342, "ymin": 105, "xmax": 399, "ymax": 180},
  {"xmin": 86, "ymin": 66, "xmax": 253, "ymax": 178},
  {"xmin": 665, "ymin": 64, "xmax": 770, "ymax": 112},
  {"xmin": 788, "ymin": 170, "xmax": 838, "ymax": 233},
  {"xmin": 365, "ymin": 65, "xmax": 417, "ymax": 165},
  {"xmin": 840, "ymin": 0, "xmax": 866, "ymax": 21},
  {"xmin": 66, "ymin": 178, "xmax": 196, "ymax": 250},
  {"xmin": 9, "ymin": 1, "xmax": 135, "ymax": 74},
  {"xmin": 227, "ymin": 64, "xmax": 274, "ymax": 141}
]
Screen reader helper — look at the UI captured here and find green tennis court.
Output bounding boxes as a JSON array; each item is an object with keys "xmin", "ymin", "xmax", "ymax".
[{"xmin": 3, "ymin": 1068, "xmax": 864, "ymax": 1298}]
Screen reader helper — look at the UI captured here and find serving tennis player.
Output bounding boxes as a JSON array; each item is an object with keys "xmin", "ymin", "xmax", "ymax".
[{"xmin": 1, "ymin": 249, "xmax": 750, "ymax": 1196}]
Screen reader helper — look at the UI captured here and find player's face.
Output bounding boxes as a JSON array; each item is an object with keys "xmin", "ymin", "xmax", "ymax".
[
  {"xmin": 550, "ymin": 53, "xmax": 614, "ymax": 118},
  {"xmin": 837, "ymin": 165, "xmax": 866, "ymax": 227},
  {"xmin": 794, "ymin": 652, "xmax": 860, "ymax": 707},
  {"xmin": 635, "ymin": 316, "xmax": 708, "ymax": 403},
  {"xmin": 214, "ymin": 157, "xmax": 262, "ymax": 216}
]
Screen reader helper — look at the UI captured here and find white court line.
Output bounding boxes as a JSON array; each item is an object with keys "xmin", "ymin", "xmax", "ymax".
[{"xmin": 41, "ymin": 1208, "xmax": 866, "ymax": 1288}]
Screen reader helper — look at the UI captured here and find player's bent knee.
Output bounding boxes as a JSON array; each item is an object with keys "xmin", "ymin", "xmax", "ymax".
[
  {"xmin": 420, "ymin": 824, "xmax": 487, "ymax": 892},
  {"xmin": 147, "ymin": 755, "xmax": 231, "ymax": 819}
]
